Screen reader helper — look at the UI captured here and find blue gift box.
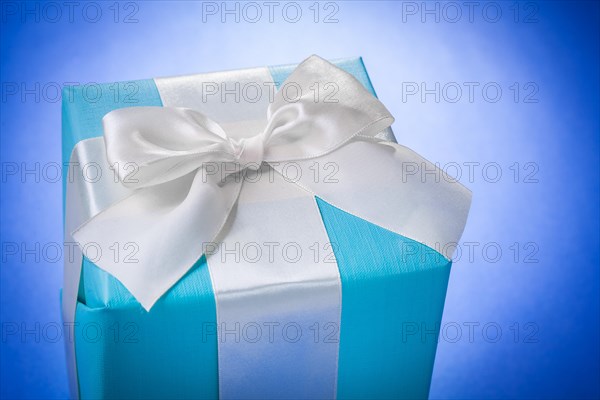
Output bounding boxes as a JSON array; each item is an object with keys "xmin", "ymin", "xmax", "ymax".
[{"xmin": 62, "ymin": 58, "xmax": 456, "ymax": 399}]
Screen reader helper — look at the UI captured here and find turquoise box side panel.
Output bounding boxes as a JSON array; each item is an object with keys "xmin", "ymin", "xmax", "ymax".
[
  {"xmin": 75, "ymin": 257, "xmax": 219, "ymax": 400},
  {"xmin": 63, "ymin": 59, "xmax": 451, "ymax": 399},
  {"xmin": 316, "ymin": 199, "xmax": 451, "ymax": 400}
]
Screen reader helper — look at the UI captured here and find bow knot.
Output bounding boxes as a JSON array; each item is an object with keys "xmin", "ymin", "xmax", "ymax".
[{"xmin": 233, "ymin": 134, "xmax": 265, "ymax": 171}]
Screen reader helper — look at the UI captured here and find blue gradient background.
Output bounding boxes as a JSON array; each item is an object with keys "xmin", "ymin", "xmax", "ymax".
[{"xmin": 1, "ymin": 1, "xmax": 598, "ymax": 399}]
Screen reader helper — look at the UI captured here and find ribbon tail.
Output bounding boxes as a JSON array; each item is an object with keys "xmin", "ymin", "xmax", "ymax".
[
  {"xmin": 271, "ymin": 138, "xmax": 472, "ymax": 260},
  {"xmin": 72, "ymin": 168, "xmax": 243, "ymax": 311}
]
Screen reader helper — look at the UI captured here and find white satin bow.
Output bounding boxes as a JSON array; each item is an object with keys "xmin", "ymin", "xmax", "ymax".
[{"xmin": 72, "ymin": 56, "xmax": 395, "ymax": 310}]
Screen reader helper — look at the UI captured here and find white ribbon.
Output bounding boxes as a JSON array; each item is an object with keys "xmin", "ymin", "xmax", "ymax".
[
  {"xmin": 70, "ymin": 54, "xmax": 471, "ymax": 314},
  {"xmin": 72, "ymin": 55, "xmax": 395, "ymax": 310}
]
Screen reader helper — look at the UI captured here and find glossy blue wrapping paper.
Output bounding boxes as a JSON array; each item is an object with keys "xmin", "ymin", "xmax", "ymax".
[{"xmin": 62, "ymin": 58, "xmax": 451, "ymax": 399}]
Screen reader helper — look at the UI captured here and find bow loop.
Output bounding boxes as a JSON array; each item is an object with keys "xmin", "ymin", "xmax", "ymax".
[
  {"xmin": 103, "ymin": 106, "xmax": 237, "ymax": 189},
  {"xmin": 262, "ymin": 55, "xmax": 394, "ymax": 162}
]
